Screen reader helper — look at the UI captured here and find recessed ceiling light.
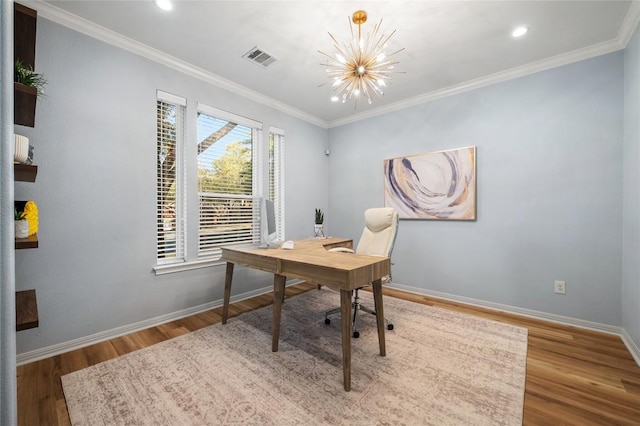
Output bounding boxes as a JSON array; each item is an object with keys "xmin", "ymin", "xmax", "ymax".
[
  {"xmin": 154, "ymin": 0, "xmax": 172, "ymax": 11},
  {"xmin": 512, "ymin": 26, "xmax": 528, "ymax": 38}
]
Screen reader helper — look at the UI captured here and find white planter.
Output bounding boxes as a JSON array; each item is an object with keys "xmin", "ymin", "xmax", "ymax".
[
  {"xmin": 14, "ymin": 134, "xmax": 29, "ymax": 163},
  {"xmin": 314, "ymin": 224, "xmax": 325, "ymax": 238},
  {"xmin": 15, "ymin": 220, "xmax": 29, "ymax": 238}
]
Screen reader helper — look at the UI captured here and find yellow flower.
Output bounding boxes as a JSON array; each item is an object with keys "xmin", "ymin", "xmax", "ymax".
[{"xmin": 22, "ymin": 201, "xmax": 38, "ymax": 236}]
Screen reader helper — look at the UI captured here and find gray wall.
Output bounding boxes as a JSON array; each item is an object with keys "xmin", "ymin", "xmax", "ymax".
[
  {"xmin": 13, "ymin": 15, "xmax": 637, "ymax": 357},
  {"xmin": 328, "ymin": 52, "xmax": 624, "ymax": 326},
  {"xmin": 14, "ymin": 19, "xmax": 329, "ymax": 354},
  {"xmin": 623, "ymin": 26, "xmax": 640, "ymax": 346}
]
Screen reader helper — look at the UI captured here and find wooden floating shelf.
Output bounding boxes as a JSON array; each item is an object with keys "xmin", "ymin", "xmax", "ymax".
[
  {"xmin": 14, "ymin": 163, "xmax": 38, "ymax": 182},
  {"xmin": 14, "ymin": 82, "xmax": 37, "ymax": 128},
  {"xmin": 16, "ymin": 289, "xmax": 39, "ymax": 331},
  {"xmin": 15, "ymin": 233, "xmax": 38, "ymax": 250}
]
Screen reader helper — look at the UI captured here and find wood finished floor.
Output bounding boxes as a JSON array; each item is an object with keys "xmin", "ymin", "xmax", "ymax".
[{"xmin": 17, "ymin": 283, "xmax": 640, "ymax": 425}]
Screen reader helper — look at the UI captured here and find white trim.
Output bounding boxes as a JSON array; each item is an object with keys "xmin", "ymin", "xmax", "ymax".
[
  {"xmin": 388, "ymin": 282, "xmax": 623, "ymax": 335},
  {"xmin": 16, "ymin": 279, "xmax": 305, "ymax": 366},
  {"xmin": 156, "ymin": 90, "xmax": 186, "ymax": 107},
  {"xmin": 29, "ymin": 0, "xmax": 328, "ymax": 129},
  {"xmin": 621, "ymin": 329, "xmax": 640, "ymax": 366},
  {"xmin": 269, "ymin": 126, "xmax": 285, "ymax": 136},
  {"xmin": 15, "ymin": 281, "xmax": 640, "ymax": 368},
  {"xmin": 197, "ymin": 103, "xmax": 263, "ymax": 130},
  {"xmin": 153, "ymin": 258, "xmax": 224, "ymax": 275},
  {"xmin": 29, "ymin": 0, "xmax": 640, "ymax": 131},
  {"xmin": 328, "ymin": 37, "xmax": 627, "ymax": 128},
  {"xmin": 387, "ymin": 282, "xmax": 640, "ymax": 367},
  {"xmin": 619, "ymin": 1, "xmax": 640, "ymax": 48}
]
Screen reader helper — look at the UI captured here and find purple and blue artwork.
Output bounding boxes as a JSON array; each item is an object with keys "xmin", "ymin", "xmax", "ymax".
[{"xmin": 384, "ymin": 146, "xmax": 476, "ymax": 220}]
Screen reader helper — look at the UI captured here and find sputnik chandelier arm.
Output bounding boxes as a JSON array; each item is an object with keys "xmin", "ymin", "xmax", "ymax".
[{"xmin": 318, "ymin": 10, "xmax": 405, "ymax": 107}]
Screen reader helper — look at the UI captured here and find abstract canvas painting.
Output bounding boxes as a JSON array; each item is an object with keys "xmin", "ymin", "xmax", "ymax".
[{"xmin": 384, "ymin": 146, "xmax": 476, "ymax": 220}]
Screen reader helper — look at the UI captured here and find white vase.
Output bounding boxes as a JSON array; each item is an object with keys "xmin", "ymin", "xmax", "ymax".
[
  {"xmin": 14, "ymin": 134, "xmax": 29, "ymax": 163},
  {"xmin": 314, "ymin": 224, "xmax": 325, "ymax": 238},
  {"xmin": 15, "ymin": 220, "xmax": 29, "ymax": 238}
]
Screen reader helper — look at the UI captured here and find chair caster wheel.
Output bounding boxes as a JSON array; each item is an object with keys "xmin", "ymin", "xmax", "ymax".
[
  {"xmin": 387, "ymin": 324, "xmax": 394, "ymax": 331},
  {"xmin": 324, "ymin": 318, "xmax": 331, "ymax": 325},
  {"xmin": 353, "ymin": 331, "xmax": 360, "ymax": 338}
]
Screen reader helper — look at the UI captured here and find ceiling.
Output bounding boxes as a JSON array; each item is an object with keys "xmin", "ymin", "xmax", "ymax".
[{"xmin": 33, "ymin": 1, "xmax": 639, "ymax": 127}]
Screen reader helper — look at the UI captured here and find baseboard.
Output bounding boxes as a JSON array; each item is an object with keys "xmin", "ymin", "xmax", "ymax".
[
  {"xmin": 387, "ymin": 282, "xmax": 639, "ymax": 367},
  {"xmin": 621, "ymin": 329, "xmax": 640, "ymax": 366},
  {"xmin": 18, "ymin": 280, "xmax": 640, "ymax": 368},
  {"xmin": 16, "ymin": 279, "xmax": 303, "ymax": 366}
]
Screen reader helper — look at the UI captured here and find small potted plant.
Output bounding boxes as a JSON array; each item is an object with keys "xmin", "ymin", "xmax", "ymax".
[
  {"xmin": 14, "ymin": 59, "xmax": 47, "ymax": 127},
  {"xmin": 314, "ymin": 208, "xmax": 325, "ymax": 238},
  {"xmin": 15, "ymin": 208, "xmax": 29, "ymax": 239}
]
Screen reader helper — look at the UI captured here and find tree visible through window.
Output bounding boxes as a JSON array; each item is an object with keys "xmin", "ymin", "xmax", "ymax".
[
  {"xmin": 156, "ymin": 95, "xmax": 280, "ymax": 271},
  {"xmin": 156, "ymin": 94, "xmax": 186, "ymax": 263},
  {"xmin": 197, "ymin": 108, "xmax": 261, "ymax": 258}
]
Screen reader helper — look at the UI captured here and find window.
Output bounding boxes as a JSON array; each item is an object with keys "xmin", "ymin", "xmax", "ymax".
[
  {"xmin": 155, "ymin": 94, "xmax": 284, "ymax": 273},
  {"xmin": 196, "ymin": 104, "xmax": 263, "ymax": 259},
  {"xmin": 156, "ymin": 91, "xmax": 186, "ymax": 264},
  {"xmin": 269, "ymin": 128, "xmax": 285, "ymax": 241}
]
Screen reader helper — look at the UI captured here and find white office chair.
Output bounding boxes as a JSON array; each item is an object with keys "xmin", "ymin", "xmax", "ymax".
[{"xmin": 323, "ymin": 207, "xmax": 399, "ymax": 338}]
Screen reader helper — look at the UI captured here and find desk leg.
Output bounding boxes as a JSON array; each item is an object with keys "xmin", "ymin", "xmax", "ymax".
[
  {"xmin": 372, "ymin": 278, "xmax": 386, "ymax": 357},
  {"xmin": 272, "ymin": 273, "xmax": 286, "ymax": 352},
  {"xmin": 222, "ymin": 262, "xmax": 234, "ymax": 325},
  {"xmin": 340, "ymin": 289, "xmax": 353, "ymax": 392}
]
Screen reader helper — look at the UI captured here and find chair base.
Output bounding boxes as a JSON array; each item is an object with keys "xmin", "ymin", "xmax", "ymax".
[{"xmin": 323, "ymin": 288, "xmax": 393, "ymax": 338}]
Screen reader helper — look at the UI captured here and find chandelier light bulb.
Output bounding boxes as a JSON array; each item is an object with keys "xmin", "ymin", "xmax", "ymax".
[{"xmin": 318, "ymin": 10, "xmax": 405, "ymax": 107}]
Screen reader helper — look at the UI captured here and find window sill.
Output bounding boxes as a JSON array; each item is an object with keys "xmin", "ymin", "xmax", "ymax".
[{"xmin": 154, "ymin": 258, "xmax": 225, "ymax": 275}]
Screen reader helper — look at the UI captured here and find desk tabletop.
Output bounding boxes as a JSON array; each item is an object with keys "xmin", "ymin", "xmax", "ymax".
[{"xmin": 221, "ymin": 237, "xmax": 390, "ymax": 290}]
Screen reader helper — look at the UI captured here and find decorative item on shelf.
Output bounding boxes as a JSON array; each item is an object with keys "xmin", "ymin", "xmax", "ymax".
[
  {"xmin": 22, "ymin": 200, "xmax": 39, "ymax": 236},
  {"xmin": 27, "ymin": 144, "xmax": 34, "ymax": 164},
  {"xmin": 14, "ymin": 200, "xmax": 38, "ymax": 237},
  {"xmin": 14, "ymin": 59, "xmax": 46, "ymax": 97},
  {"xmin": 14, "ymin": 134, "xmax": 29, "ymax": 163},
  {"xmin": 314, "ymin": 208, "xmax": 325, "ymax": 238},
  {"xmin": 14, "ymin": 59, "xmax": 46, "ymax": 127},
  {"xmin": 318, "ymin": 10, "xmax": 405, "ymax": 107},
  {"xmin": 14, "ymin": 208, "xmax": 29, "ymax": 239}
]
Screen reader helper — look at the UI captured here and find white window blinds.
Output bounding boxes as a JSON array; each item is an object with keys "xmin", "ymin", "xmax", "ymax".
[
  {"xmin": 156, "ymin": 91, "xmax": 186, "ymax": 264},
  {"xmin": 269, "ymin": 127, "xmax": 285, "ymax": 240},
  {"xmin": 197, "ymin": 104, "xmax": 263, "ymax": 258}
]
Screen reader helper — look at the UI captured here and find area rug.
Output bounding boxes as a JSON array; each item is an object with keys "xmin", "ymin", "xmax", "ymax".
[{"xmin": 62, "ymin": 288, "xmax": 528, "ymax": 425}]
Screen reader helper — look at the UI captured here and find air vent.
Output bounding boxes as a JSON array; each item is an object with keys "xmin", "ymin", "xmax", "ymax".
[{"xmin": 242, "ymin": 47, "xmax": 278, "ymax": 68}]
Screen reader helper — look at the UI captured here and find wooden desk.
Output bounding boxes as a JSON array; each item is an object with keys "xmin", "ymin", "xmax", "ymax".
[{"xmin": 221, "ymin": 238, "xmax": 390, "ymax": 391}]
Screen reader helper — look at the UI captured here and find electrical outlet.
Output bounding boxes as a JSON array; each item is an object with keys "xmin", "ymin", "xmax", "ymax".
[{"xmin": 554, "ymin": 280, "xmax": 566, "ymax": 294}]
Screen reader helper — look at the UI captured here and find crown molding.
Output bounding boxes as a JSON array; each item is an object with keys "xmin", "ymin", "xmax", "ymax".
[
  {"xmin": 329, "ymin": 37, "xmax": 627, "ymax": 128},
  {"xmin": 619, "ymin": 1, "xmax": 640, "ymax": 47},
  {"xmin": 329, "ymin": 1, "xmax": 640, "ymax": 128},
  {"xmin": 28, "ymin": 0, "xmax": 329, "ymax": 129},
  {"xmin": 25, "ymin": 0, "xmax": 640, "ymax": 130}
]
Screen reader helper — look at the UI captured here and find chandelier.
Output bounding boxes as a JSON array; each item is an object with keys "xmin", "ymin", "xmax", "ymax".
[{"xmin": 319, "ymin": 10, "xmax": 404, "ymax": 106}]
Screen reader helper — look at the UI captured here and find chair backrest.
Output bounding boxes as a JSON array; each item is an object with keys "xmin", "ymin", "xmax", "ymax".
[{"xmin": 355, "ymin": 207, "xmax": 399, "ymax": 258}]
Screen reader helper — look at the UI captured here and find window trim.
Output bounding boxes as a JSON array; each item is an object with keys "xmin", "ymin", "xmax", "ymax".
[{"xmin": 153, "ymin": 94, "xmax": 284, "ymax": 275}]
